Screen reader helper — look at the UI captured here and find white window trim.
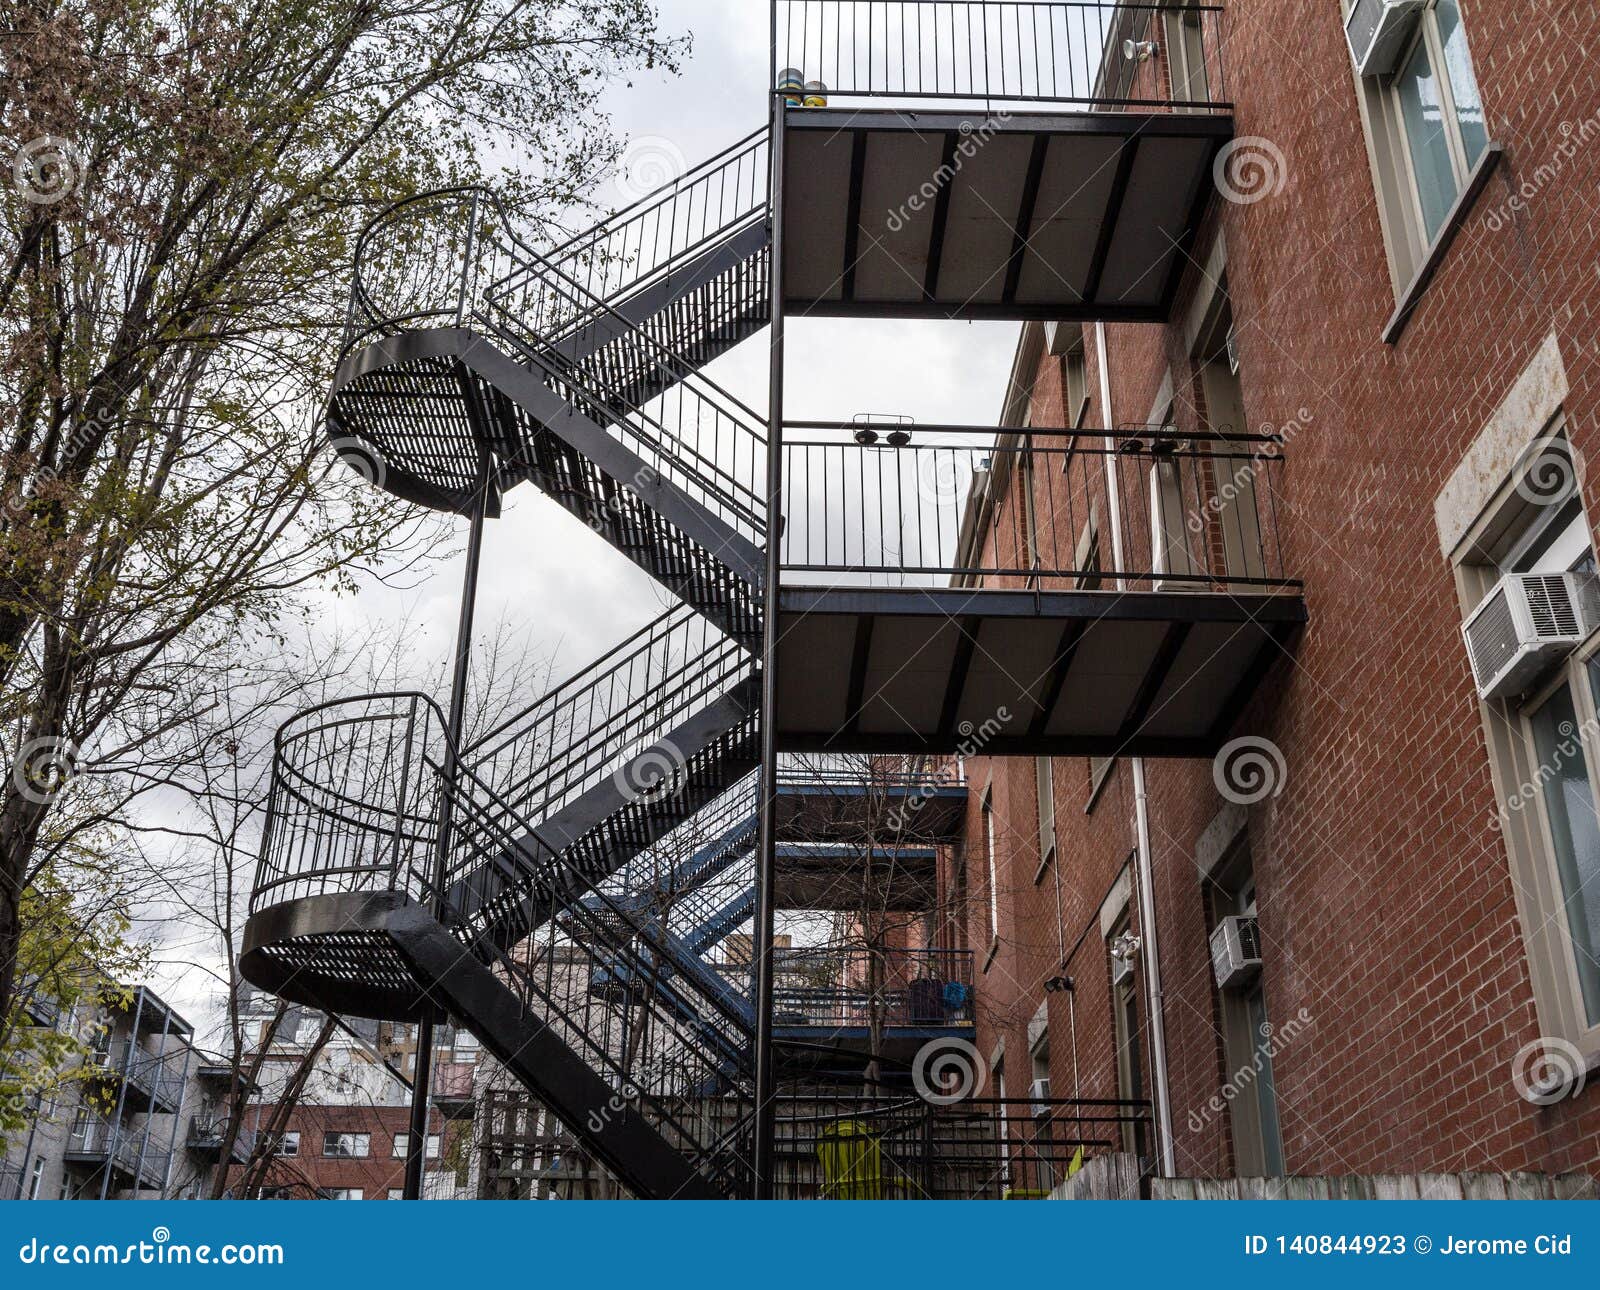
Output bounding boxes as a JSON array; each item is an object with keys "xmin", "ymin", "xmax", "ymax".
[
  {"xmin": 1345, "ymin": 0, "xmax": 1500, "ymax": 334},
  {"xmin": 1452, "ymin": 422, "xmax": 1600, "ymax": 1080},
  {"xmin": 983, "ymin": 787, "xmax": 1000, "ymax": 949}
]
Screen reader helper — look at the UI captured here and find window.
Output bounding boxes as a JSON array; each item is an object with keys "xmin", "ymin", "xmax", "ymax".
[
  {"xmin": 1109, "ymin": 926, "xmax": 1146, "ymax": 1157},
  {"xmin": 272, "ymin": 1131, "xmax": 299, "ymax": 1157},
  {"xmin": 982, "ymin": 789, "xmax": 999, "ymax": 945},
  {"xmin": 1022, "ymin": 449, "xmax": 1039, "ymax": 579},
  {"xmin": 317, "ymin": 1187, "xmax": 363, "ymax": 1200},
  {"xmin": 27, "ymin": 1157, "xmax": 44, "ymax": 1200},
  {"xmin": 322, "ymin": 1131, "xmax": 369, "ymax": 1159},
  {"xmin": 1390, "ymin": 0, "xmax": 1487, "ymax": 242},
  {"xmin": 1510, "ymin": 497, "xmax": 1600, "ymax": 1029},
  {"xmin": 1035, "ymin": 757, "xmax": 1056, "ymax": 875},
  {"xmin": 387, "ymin": 1189, "xmax": 404, "ymax": 1200},
  {"xmin": 1456, "ymin": 432, "xmax": 1600, "ymax": 1078},
  {"xmin": 392, "ymin": 1132, "xmax": 441, "ymax": 1159},
  {"xmin": 1351, "ymin": 0, "xmax": 1492, "ymax": 307},
  {"xmin": 1204, "ymin": 847, "xmax": 1285, "ymax": 1175},
  {"xmin": 1162, "ymin": 1, "xmax": 1212, "ymax": 108}
]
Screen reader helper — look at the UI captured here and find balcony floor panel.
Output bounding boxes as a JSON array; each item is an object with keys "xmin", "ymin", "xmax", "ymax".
[
  {"xmin": 775, "ymin": 844, "xmax": 939, "ymax": 910},
  {"xmin": 775, "ymin": 782, "xmax": 967, "ymax": 842},
  {"xmin": 775, "ymin": 586, "xmax": 1305, "ymax": 757},
  {"xmin": 780, "ymin": 109, "xmax": 1232, "ymax": 321}
]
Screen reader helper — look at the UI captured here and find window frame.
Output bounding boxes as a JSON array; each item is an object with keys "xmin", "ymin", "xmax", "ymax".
[
  {"xmin": 392, "ymin": 1131, "xmax": 442, "ymax": 1160},
  {"xmin": 1385, "ymin": 3, "xmax": 1481, "ymax": 245},
  {"xmin": 1515, "ymin": 616, "xmax": 1600, "ymax": 1052},
  {"xmin": 1035, "ymin": 756, "xmax": 1056, "ymax": 880},
  {"xmin": 982, "ymin": 787, "xmax": 1000, "ymax": 950},
  {"xmin": 1455, "ymin": 427, "xmax": 1600, "ymax": 1081},
  {"xmin": 321, "ymin": 1130, "xmax": 369, "ymax": 1159}
]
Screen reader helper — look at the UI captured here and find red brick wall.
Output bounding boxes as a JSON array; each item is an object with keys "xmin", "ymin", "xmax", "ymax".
[
  {"xmin": 245, "ymin": 1103, "xmax": 460, "ymax": 1199},
  {"xmin": 966, "ymin": 0, "xmax": 1600, "ymax": 1180}
]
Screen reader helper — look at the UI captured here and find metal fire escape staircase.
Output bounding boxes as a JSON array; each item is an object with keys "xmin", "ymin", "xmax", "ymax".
[{"xmin": 243, "ymin": 133, "xmax": 780, "ymax": 1197}]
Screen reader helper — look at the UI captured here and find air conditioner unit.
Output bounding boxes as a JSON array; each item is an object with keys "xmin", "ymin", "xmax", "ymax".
[
  {"xmin": 1029, "ymin": 1078, "xmax": 1052, "ymax": 1117},
  {"xmin": 1109, "ymin": 952, "xmax": 1134, "ymax": 989},
  {"xmin": 1210, "ymin": 914, "xmax": 1262, "ymax": 991},
  {"xmin": 1345, "ymin": 0, "xmax": 1426, "ymax": 78},
  {"xmin": 1462, "ymin": 572, "xmax": 1600, "ymax": 701}
]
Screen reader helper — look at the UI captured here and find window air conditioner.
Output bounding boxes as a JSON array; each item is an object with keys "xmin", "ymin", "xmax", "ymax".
[
  {"xmin": 1345, "ymin": 0, "xmax": 1426, "ymax": 78},
  {"xmin": 1028, "ymin": 1078, "xmax": 1052, "ymax": 1117},
  {"xmin": 1209, "ymin": 914, "xmax": 1263, "ymax": 991},
  {"xmin": 1462, "ymin": 572, "xmax": 1600, "ymax": 701},
  {"xmin": 1109, "ymin": 952, "xmax": 1135, "ymax": 989}
]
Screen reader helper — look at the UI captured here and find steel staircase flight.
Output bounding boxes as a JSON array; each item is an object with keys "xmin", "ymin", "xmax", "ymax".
[
  {"xmin": 243, "ymin": 131, "xmax": 784, "ymax": 1196},
  {"xmin": 328, "ymin": 131, "xmax": 771, "ymax": 643}
]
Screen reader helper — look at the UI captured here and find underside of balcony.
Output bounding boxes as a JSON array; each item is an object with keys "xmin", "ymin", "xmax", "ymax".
[
  {"xmin": 780, "ymin": 108, "xmax": 1231, "ymax": 322},
  {"xmin": 774, "ymin": 585, "xmax": 1304, "ymax": 757}
]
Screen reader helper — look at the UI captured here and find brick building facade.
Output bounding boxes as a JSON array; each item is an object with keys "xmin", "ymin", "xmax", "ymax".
[{"xmin": 957, "ymin": 0, "xmax": 1600, "ymax": 1184}]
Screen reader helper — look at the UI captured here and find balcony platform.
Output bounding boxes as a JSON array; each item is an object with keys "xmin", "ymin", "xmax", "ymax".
[
  {"xmin": 774, "ymin": 586, "xmax": 1306, "ymax": 757},
  {"xmin": 775, "ymin": 777, "xmax": 965, "ymax": 842},
  {"xmin": 775, "ymin": 844, "xmax": 938, "ymax": 910},
  {"xmin": 780, "ymin": 108, "xmax": 1231, "ymax": 321}
]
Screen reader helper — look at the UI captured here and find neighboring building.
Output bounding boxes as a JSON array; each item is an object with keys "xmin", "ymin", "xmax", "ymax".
[
  {"xmin": 235, "ymin": 988, "xmax": 476, "ymax": 1199},
  {"xmin": 0, "ymin": 984, "xmax": 230, "ymax": 1200},
  {"xmin": 953, "ymin": 0, "xmax": 1600, "ymax": 1186}
]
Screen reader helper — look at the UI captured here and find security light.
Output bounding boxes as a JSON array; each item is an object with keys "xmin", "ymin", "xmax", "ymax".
[{"xmin": 1124, "ymin": 38, "xmax": 1158, "ymax": 62}]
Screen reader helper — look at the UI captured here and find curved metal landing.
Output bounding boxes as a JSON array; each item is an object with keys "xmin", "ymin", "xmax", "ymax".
[{"xmin": 240, "ymin": 891, "xmax": 445, "ymax": 1023}]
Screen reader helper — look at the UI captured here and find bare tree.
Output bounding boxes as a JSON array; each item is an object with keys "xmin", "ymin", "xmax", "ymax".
[{"xmin": 0, "ymin": 0, "xmax": 685, "ymax": 1027}]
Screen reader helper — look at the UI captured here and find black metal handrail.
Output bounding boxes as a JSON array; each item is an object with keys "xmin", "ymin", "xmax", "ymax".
[
  {"xmin": 342, "ymin": 184, "xmax": 769, "ymax": 543},
  {"xmin": 772, "ymin": 1, "xmax": 1227, "ymax": 109},
  {"xmin": 780, "ymin": 422, "xmax": 1297, "ymax": 590},
  {"xmin": 253, "ymin": 601, "xmax": 756, "ymax": 918},
  {"xmin": 770, "ymin": 946, "xmax": 975, "ymax": 1028},
  {"xmin": 510, "ymin": 127, "xmax": 770, "ymax": 332}
]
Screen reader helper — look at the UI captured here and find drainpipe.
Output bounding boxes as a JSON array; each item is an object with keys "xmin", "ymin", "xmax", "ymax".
[{"xmin": 1093, "ymin": 323, "xmax": 1176, "ymax": 1179}]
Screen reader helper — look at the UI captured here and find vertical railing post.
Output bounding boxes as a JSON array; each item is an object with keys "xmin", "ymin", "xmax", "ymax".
[
  {"xmin": 751, "ymin": 69, "xmax": 787, "ymax": 1200},
  {"xmin": 403, "ymin": 445, "xmax": 492, "ymax": 1201},
  {"xmin": 457, "ymin": 190, "xmax": 480, "ymax": 327}
]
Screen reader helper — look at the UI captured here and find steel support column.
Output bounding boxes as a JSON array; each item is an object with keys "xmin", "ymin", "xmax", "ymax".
[
  {"xmin": 403, "ymin": 448, "xmax": 492, "ymax": 1201},
  {"xmin": 750, "ymin": 81, "xmax": 787, "ymax": 1200}
]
